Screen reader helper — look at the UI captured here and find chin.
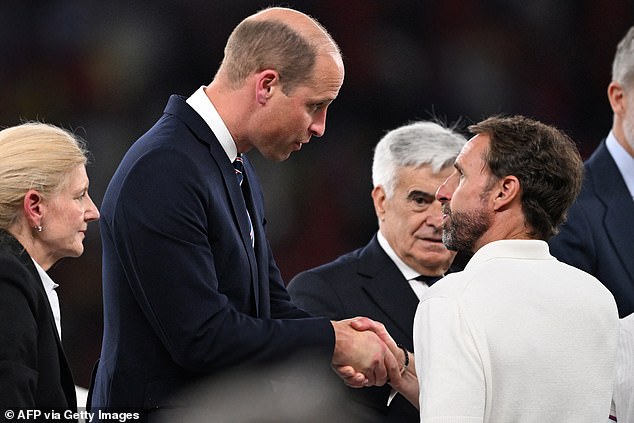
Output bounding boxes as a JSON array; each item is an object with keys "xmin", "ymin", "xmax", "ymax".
[
  {"xmin": 418, "ymin": 252, "xmax": 453, "ymax": 267},
  {"xmin": 69, "ymin": 245, "xmax": 85, "ymax": 258},
  {"xmin": 264, "ymin": 150, "xmax": 290, "ymax": 162}
]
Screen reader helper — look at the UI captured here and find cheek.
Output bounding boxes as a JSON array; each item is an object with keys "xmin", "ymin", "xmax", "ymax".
[
  {"xmin": 451, "ymin": 184, "xmax": 470, "ymax": 203},
  {"xmin": 57, "ymin": 206, "xmax": 84, "ymax": 228},
  {"xmin": 398, "ymin": 212, "xmax": 424, "ymax": 237}
]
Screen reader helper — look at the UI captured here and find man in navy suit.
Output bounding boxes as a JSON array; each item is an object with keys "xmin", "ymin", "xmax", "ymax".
[
  {"xmin": 549, "ymin": 26, "xmax": 634, "ymax": 318},
  {"xmin": 89, "ymin": 7, "xmax": 400, "ymax": 420},
  {"xmin": 288, "ymin": 121, "xmax": 467, "ymax": 422}
]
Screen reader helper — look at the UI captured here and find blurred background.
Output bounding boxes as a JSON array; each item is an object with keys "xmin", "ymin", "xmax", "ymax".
[{"xmin": 2, "ymin": 0, "xmax": 632, "ymax": 388}]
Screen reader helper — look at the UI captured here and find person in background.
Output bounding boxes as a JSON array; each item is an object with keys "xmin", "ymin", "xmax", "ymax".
[
  {"xmin": 549, "ymin": 26, "xmax": 634, "ymax": 318},
  {"xmin": 89, "ymin": 6, "xmax": 399, "ymax": 420},
  {"xmin": 347, "ymin": 115, "xmax": 619, "ymax": 422},
  {"xmin": 288, "ymin": 120, "xmax": 466, "ymax": 422},
  {"xmin": 547, "ymin": 25, "xmax": 634, "ymax": 423},
  {"xmin": 0, "ymin": 122, "xmax": 100, "ymax": 415}
]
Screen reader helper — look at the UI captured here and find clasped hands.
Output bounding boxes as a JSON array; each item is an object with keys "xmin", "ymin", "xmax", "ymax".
[
  {"xmin": 330, "ymin": 317, "xmax": 420, "ymax": 407},
  {"xmin": 331, "ymin": 317, "xmax": 406, "ymax": 388}
]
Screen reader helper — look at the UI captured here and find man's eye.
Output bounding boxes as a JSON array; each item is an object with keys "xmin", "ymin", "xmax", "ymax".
[
  {"xmin": 412, "ymin": 195, "xmax": 432, "ymax": 205},
  {"xmin": 310, "ymin": 103, "xmax": 325, "ymax": 112}
]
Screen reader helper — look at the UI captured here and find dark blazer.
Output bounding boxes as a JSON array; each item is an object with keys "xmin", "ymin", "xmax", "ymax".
[
  {"xmin": 549, "ymin": 140, "xmax": 634, "ymax": 317},
  {"xmin": 0, "ymin": 230, "xmax": 77, "ymax": 412},
  {"xmin": 288, "ymin": 234, "xmax": 421, "ymax": 422},
  {"xmin": 89, "ymin": 95, "xmax": 334, "ymax": 414}
]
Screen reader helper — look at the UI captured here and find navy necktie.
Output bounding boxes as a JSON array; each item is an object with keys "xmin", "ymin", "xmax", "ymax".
[
  {"xmin": 232, "ymin": 155, "xmax": 254, "ymax": 247},
  {"xmin": 414, "ymin": 275, "xmax": 440, "ymax": 287}
]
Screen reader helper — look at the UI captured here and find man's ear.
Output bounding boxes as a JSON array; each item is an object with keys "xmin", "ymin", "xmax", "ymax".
[
  {"xmin": 23, "ymin": 189, "xmax": 44, "ymax": 229},
  {"xmin": 371, "ymin": 185, "xmax": 387, "ymax": 221},
  {"xmin": 492, "ymin": 175, "xmax": 520, "ymax": 211},
  {"xmin": 255, "ymin": 69, "xmax": 281, "ymax": 105},
  {"xmin": 608, "ymin": 81, "xmax": 626, "ymax": 116}
]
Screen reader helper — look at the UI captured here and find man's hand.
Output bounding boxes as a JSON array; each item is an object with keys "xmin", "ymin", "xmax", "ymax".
[
  {"xmin": 330, "ymin": 317, "xmax": 401, "ymax": 387},
  {"xmin": 349, "ymin": 317, "xmax": 400, "ymax": 354},
  {"xmin": 349, "ymin": 317, "xmax": 420, "ymax": 408}
]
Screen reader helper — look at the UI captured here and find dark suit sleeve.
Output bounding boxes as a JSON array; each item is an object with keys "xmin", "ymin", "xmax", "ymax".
[
  {"xmin": 0, "ymin": 257, "xmax": 40, "ymax": 407},
  {"xmin": 108, "ymin": 147, "xmax": 333, "ymax": 371},
  {"xmin": 549, "ymin": 201, "xmax": 596, "ymax": 275},
  {"xmin": 288, "ymin": 271, "xmax": 346, "ymax": 321}
]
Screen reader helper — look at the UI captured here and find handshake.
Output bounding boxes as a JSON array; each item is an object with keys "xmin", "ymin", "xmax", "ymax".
[{"xmin": 330, "ymin": 317, "xmax": 419, "ymax": 407}]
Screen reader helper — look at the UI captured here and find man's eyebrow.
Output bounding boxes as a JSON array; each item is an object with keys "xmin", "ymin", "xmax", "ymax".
[{"xmin": 407, "ymin": 190, "xmax": 436, "ymax": 200}]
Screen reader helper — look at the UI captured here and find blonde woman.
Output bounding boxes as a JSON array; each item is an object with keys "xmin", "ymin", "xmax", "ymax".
[{"xmin": 0, "ymin": 122, "xmax": 99, "ymax": 412}]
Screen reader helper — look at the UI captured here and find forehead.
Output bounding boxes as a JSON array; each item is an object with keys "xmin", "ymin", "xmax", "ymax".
[
  {"xmin": 456, "ymin": 133, "xmax": 489, "ymax": 171},
  {"xmin": 394, "ymin": 164, "xmax": 453, "ymax": 190},
  {"xmin": 59, "ymin": 165, "xmax": 88, "ymax": 191},
  {"xmin": 297, "ymin": 53, "xmax": 344, "ymax": 98}
]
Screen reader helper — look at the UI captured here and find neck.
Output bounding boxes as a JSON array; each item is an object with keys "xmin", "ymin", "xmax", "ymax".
[
  {"xmin": 7, "ymin": 224, "xmax": 54, "ymax": 270},
  {"xmin": 473, "ymin": 212, "xmax": 533, "ymax": 253},
  {"xmin": 205, "ymin": 80, "xmax": 252, "ymax": 153}
]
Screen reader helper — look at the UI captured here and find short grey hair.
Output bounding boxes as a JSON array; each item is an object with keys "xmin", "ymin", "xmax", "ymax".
[
  {"xmin": 372, "ymin": 121, "xmax": 466, "ymax": 198},
  {"xmin": 612, "ymin": 26, "xmax": 634, "ymax": 88}
]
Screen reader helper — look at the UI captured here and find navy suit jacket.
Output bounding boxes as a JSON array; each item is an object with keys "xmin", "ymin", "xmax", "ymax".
[
  {"xmin": 89, "ymin": 95, "xmax": 334, "ymax": 413},
  {"xmin": 288, "ymin": 235, "xmax": 422, "ymax": 422},
  {"xmin": 549, "ymin": 140, "xmax": 634, "ymax": 317},
  {"xmin": 0, "ymin": 230, "xmax": 77, "ymax": 413}
]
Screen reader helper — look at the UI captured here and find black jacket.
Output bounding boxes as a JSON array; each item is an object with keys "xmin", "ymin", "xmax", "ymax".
[{"xmin": 0, "ymin": 230, "xmax": 77, "ymax": 413}]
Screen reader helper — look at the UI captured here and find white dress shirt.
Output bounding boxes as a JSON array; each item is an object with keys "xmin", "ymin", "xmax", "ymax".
[
  {"xmin": 32, "ymin": 259, "xmax": 62, "ymax": 339},
  {"xmin": 606, "ymin": 131, "xmax": 634, "ymax": 201},
  {"xmin": 376, "ymin": 231, "xmax": 433, "ymax": 300},
  {"xmin": 186, "ymin": 86, "xmax": 237, "ymax": 162}
]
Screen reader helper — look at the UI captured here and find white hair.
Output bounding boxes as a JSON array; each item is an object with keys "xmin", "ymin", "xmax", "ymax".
[
  {"xmin": 612, "ymin": 26, "xmax": 634, "ymax": 88},
  {"xmin": 371, "ymin": 121, "xmax": 466, "ymax": 198}
]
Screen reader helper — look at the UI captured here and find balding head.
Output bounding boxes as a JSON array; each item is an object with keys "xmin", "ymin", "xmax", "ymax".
[
  {"xmin": 216, "ymin": 7, "xmax": 341, "ymax": 94},
  {"xmin": 248, "ymin": 7, "xmax": 340, "ymax": 56}
]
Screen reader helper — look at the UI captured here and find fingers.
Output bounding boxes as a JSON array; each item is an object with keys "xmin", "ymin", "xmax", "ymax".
[
  {"xmin": 383, "ymin": 343, "xmax": 402, "ymax": 385},
  {"xmin": 334, "ymin": 365, "xmax": 368, "ymax": 388},
  {"xmin": 350, "ymin": 317, "xmax": 401, "ymax": 359},
  {"xmin": 330, "ymin": 318, "xmax": 400, "ymax": 387},
  {"xmin": 371, "ymin": 348, "xmax": 388, "ymax": 385},
  {"xmin": 348, "ymin": 316, "xmax": 376, "ymax": 331}
]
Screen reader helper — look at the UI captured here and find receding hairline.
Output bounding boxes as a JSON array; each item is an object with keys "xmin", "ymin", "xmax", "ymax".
[{"xmin": 246, "ymin": 7, "xmax": 341, "ymax": 56}]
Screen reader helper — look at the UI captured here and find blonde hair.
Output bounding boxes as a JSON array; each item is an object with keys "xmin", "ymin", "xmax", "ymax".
[{"xmin": 0, "ymin": 122, "xmax": 88, "ymax": 229}]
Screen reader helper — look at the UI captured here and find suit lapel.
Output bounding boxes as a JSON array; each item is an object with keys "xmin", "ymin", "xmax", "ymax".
[
  {"xmin": 357, "ymin": 236, "xmax": 419, "ymax": 345},
  {"xmin": 588, "ymin": 142, "xmax": 634, "ymax": 283},
  {"xmin": 164, "ymin": 96, "xmax": 261, "ymax": 315},
  {"xmin": 3, "ymin": 232, "xmax": 64, "ymax": 342}
]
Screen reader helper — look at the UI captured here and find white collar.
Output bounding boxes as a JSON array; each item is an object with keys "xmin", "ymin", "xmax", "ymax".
[
  {"xmin": 31, "ymin": 258, "xmax": 62, "ymax": 339},
  {"xmin": 186, "ymin": 86, "xmax": 238, "ymax": 162},
  {"xmin": 376, "ymin": 231, "xmax": 419, "ymax": 281},
  {"xmin": 466, "ymin": 239, "xmax": 551, "ymax": 270},
  {"xmin": 606, "ymin": 131, "xmax": 634, "ymax": 200}
]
